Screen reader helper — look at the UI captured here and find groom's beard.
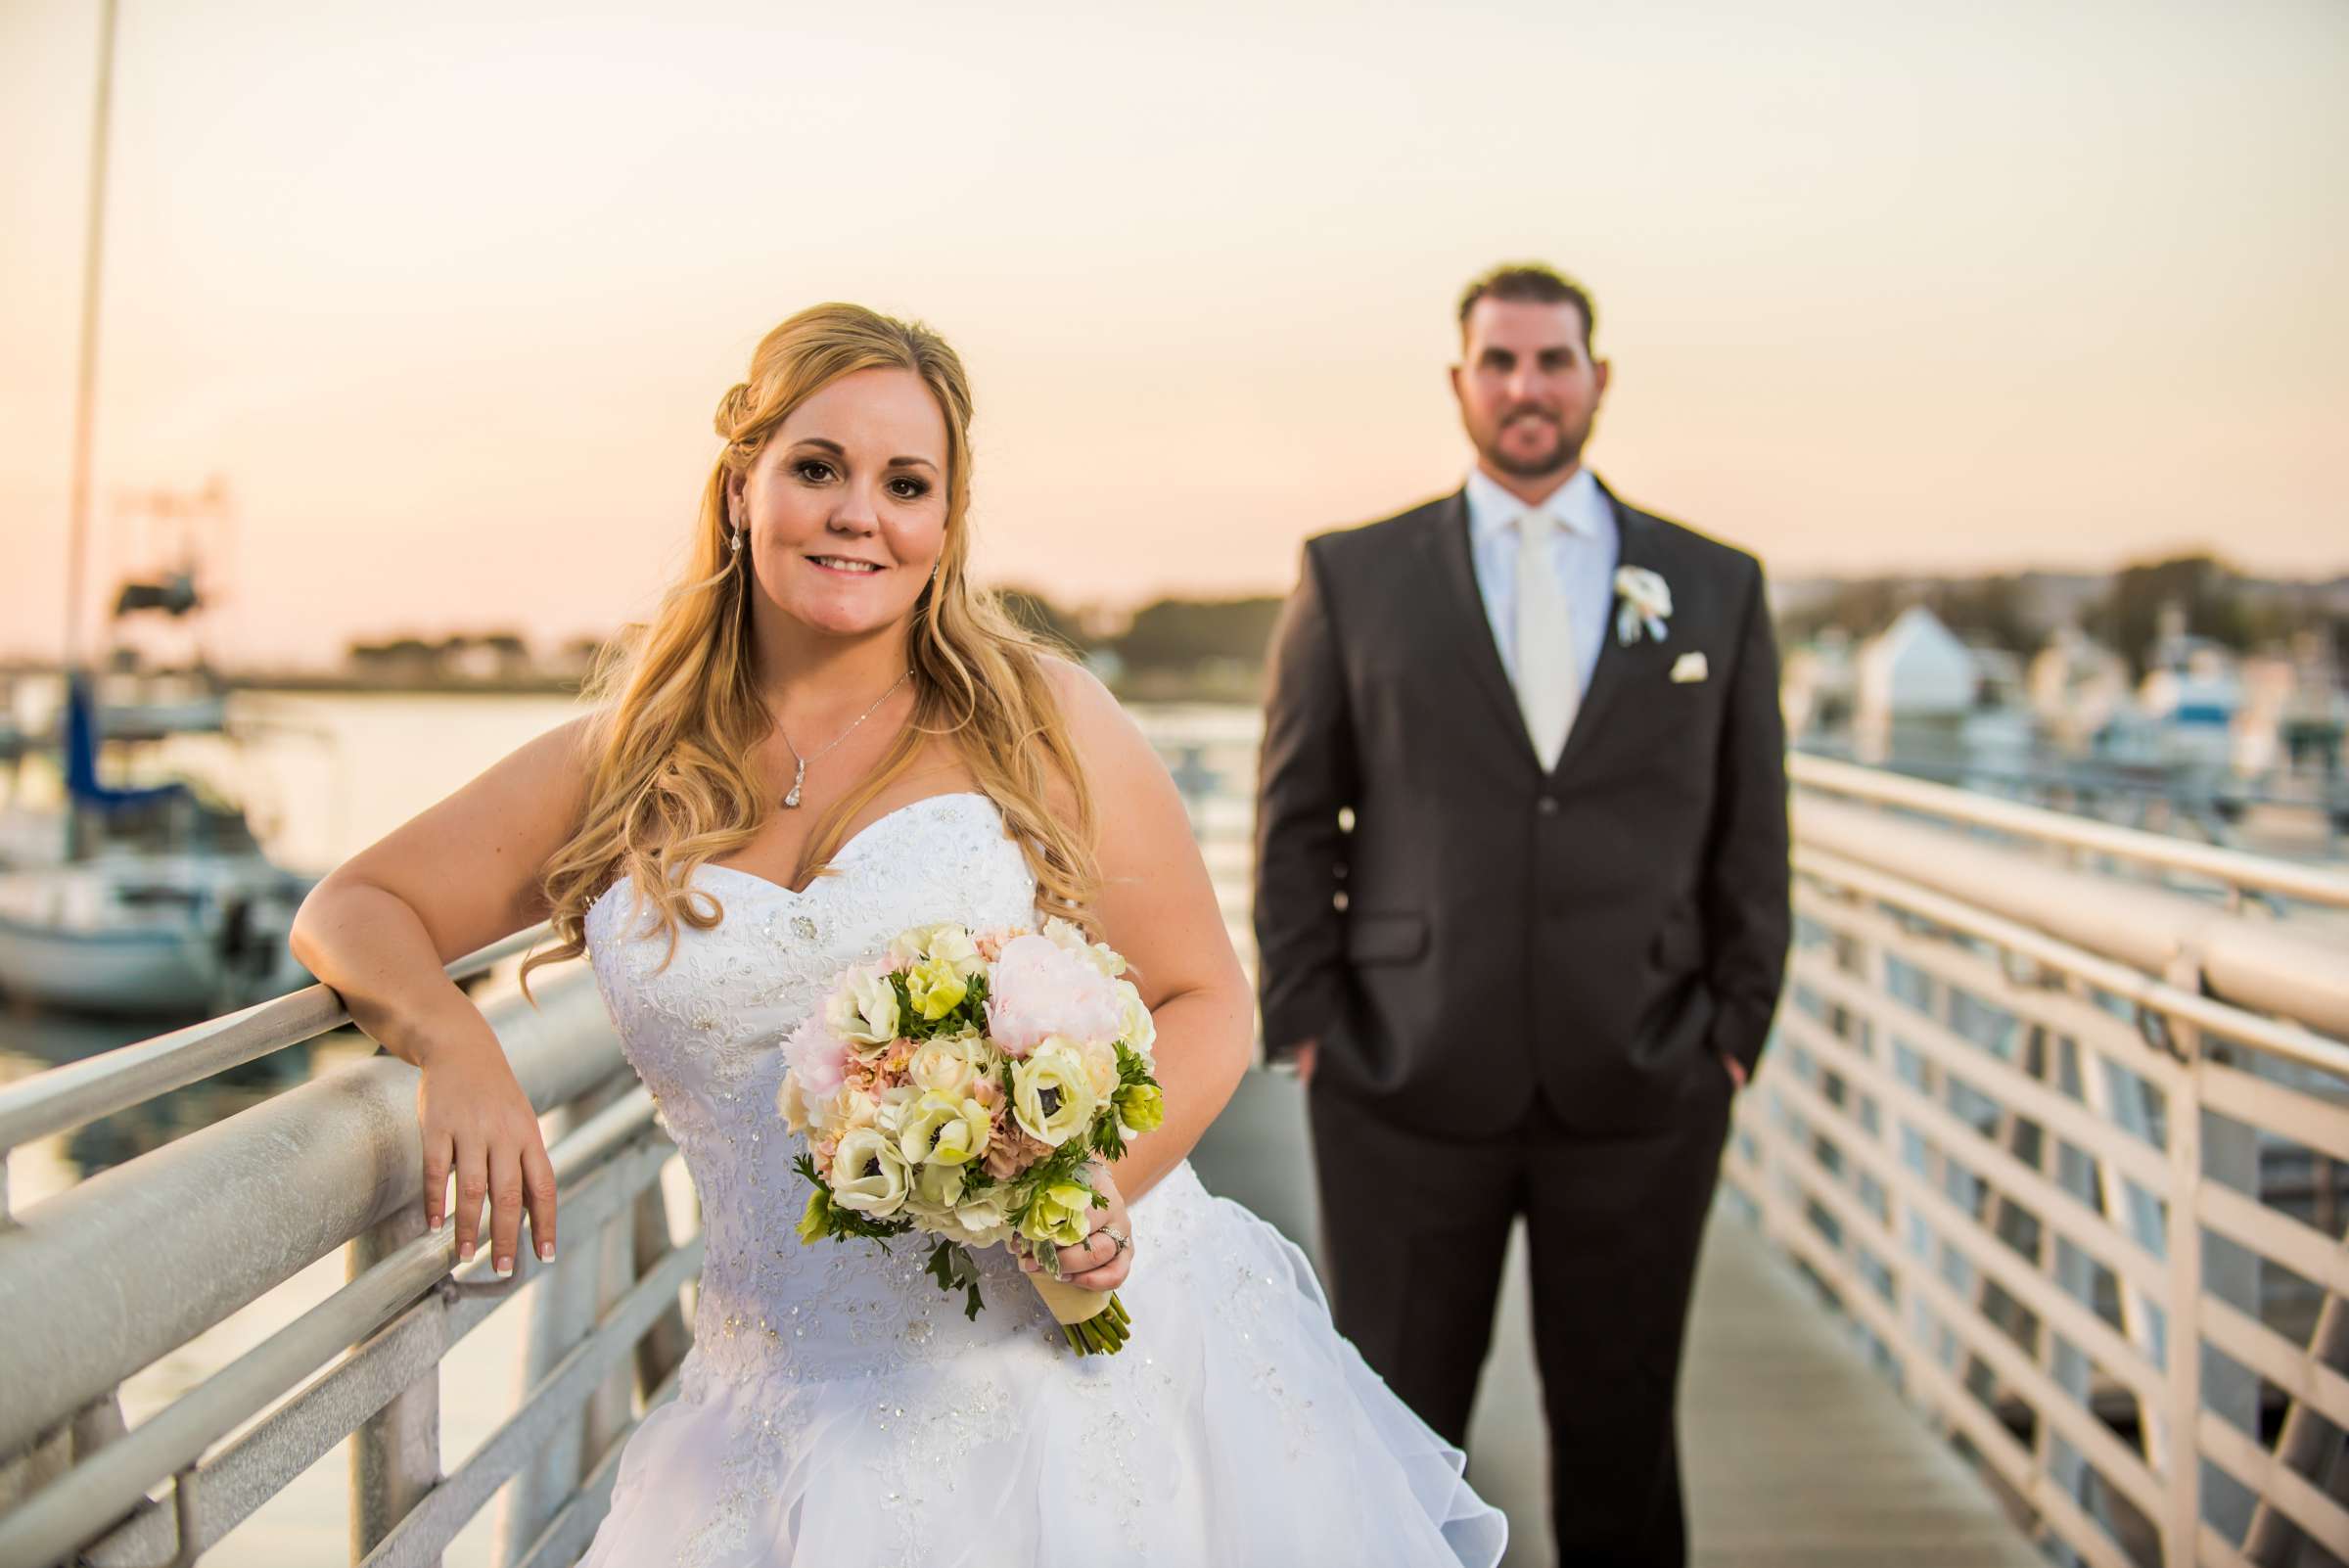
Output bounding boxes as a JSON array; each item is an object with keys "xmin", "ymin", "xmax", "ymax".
[{"xmin": 1481, "ymin": 406, "xmax": 1589, "ymax": 480}]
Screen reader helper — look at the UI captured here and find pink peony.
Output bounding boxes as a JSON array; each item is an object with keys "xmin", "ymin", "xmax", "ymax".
[
  {"xmin": 985, "ymin": 934, "xmax": 1126, "ymax": 1057},
  {"xmin": 782, "ymin": 1013, "xmax": 851, "ymax": 1099}
]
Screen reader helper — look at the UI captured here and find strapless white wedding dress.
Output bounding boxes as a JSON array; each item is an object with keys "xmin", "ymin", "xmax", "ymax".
[{"xmin": 575, "ymin": 791, "xmax": 1504, "ymax": 1567}]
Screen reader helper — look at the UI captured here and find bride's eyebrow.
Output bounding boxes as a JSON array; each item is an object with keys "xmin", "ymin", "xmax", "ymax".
[{"xmin": 786, "ymin": 438, "xmax": 938, "ymax": 473}]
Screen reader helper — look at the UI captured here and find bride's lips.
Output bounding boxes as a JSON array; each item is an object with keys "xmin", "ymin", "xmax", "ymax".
[{"xmin": 806, "ymin": 554, "xmax": 889, "ymax": 577}]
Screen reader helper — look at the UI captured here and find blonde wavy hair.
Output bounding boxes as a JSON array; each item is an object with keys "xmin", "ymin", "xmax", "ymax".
[{"xmin": 521, "ymin": 302, "xmax": 1098, "ymax": 994}]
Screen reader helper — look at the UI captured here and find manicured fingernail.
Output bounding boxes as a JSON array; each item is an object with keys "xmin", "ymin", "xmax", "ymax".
[
  {"xmin": 495, "ymin": 1257, "xmax": 514, "ymax": 1277},
  {"xmin": 538, "ymin": 1241, "xmax": 555, "ymax": 1261},
  {"xmin": 460, "ymin": 1241, "xmax": 475, "ymax": 1262}
]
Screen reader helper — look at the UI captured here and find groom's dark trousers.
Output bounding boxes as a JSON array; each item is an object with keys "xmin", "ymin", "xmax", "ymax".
[{"xmin": 1254, "ymin": 481, "xmax": 1790, "ymax": 1568}]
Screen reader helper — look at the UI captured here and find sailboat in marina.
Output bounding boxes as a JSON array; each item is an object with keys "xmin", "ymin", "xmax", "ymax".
[{"xmin": 0, "ymin": 669, "xmax": 316, "ymax": 1017}]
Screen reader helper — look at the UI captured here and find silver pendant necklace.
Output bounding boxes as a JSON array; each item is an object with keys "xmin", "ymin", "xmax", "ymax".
[{"xmin": 778, "ymin": 669, "xmax": 912, "ymax": 808}]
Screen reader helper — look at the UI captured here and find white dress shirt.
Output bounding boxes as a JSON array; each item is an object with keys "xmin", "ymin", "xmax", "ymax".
[{"xmin": 1463, "ymin": 464, "xmax": 1619, "ymax": 707}]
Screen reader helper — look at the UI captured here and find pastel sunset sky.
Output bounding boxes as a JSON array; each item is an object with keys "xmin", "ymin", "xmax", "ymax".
[{"xmin": 3, "ymin": 0, "xmax": 2343, "ymax": 667}]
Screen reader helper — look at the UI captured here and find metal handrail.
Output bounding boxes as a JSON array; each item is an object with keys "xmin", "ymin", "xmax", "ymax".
[
  {"xmin": 1790, "ymin": 752, "xmax": 2349, "ymax": 909},
  {"xmin": 1793, "ymin": 845, "xmax": 2349, "ymax": 1080},
  {"xmin": 0, "ymin": 923, "xmax": 552, "ymax": 1156},
  {"xmin": 0, "ymin": 1088, "xmax": 668, "ymax": 1568},
  {"xmin": 0, "ymin": 965, "xmax": 620, "ymax": 1458}
]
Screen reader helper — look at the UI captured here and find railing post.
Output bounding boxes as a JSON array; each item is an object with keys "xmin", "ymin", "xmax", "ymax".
[
  {"xmin": 630, "ymin": 1184, "xmax": 691, "ymax": 1398},
  {"xmin": 2161, "ymin": 952, "xmax": 2207, "ymax": 1568},
  {"xmin": 348, "ymin": 1202, "xmax": 440, "ymax": 1566}
]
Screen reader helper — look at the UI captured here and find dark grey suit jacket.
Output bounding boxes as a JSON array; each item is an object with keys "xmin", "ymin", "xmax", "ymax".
[{"xmin": 1253, "ymin": 478, "xmax": 1791, "ymax": 1137}]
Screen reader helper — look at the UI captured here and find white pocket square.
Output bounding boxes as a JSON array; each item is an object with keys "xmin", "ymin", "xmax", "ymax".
[{"xmin": 1670, "ymin": 652, "xmax": 1709, "ymax": 684}]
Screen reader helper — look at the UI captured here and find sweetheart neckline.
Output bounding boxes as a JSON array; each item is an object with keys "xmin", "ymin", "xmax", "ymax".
[{"xmin": 589, "ymin": 790, "xmax": 1005, "ymax": 916}]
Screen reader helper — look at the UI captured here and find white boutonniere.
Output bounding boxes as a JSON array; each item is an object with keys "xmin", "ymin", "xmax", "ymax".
[{"xmin": 1614, "ymin": 566, "xmax": 1673, "ymax": 646}]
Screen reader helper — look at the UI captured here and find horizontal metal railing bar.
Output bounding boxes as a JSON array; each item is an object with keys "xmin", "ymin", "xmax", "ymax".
[
  {"xmin": 2197, "ymin": 1293, "xmax": 2349, "ymax": 1436},
  {"xmin": 2197, "ymin": 1059, "xmax": 2349, "ymax": 1168},
  {"xmin": 76, "ymin": 1129, "xmax": 680, "ymax": 1565},
  {"xmin": 2195, "ymin": 1181, "xmax": 2349, "ymax": 1297},
  {"xmin": 1797, "ymin": 798, "xmax": 2349, "ymax": 1041},
  {"xmin": 1775, "ymin": 1011, "xmax": 2170, "ymax": 1404},
  {"xmin": 0, "ymin": 924, "xmax": 556, "ymax": 1154},
  {"xmin": 508, "ymin": 1358, "xmax": 687, "ymax": 1568},
  {"xmin": 0, "ymin": 1092, "xmax": 667, "ymax": 1567},
  {"xmin": 1791, "ymin": 753, "xmax": 2349, "ymax": 909},
  {"xmin": 0, "ymin": 974, "xmax": 623, "ymax": 1456},
  {"xmin": 1792, "ymin": 921, "xmax": 2179, "ymax": 1198},
  {"xmin": 357, "ymin": 1235, "xmax": 706, "ymax": 1568},
  {"xmin": 2196, "ymin": 1407, "xmax": 2349, "ymax": 1553},
  {"xmin": 1797, "ymin": 847, "xmax": 2349, "ymax": 1080}
]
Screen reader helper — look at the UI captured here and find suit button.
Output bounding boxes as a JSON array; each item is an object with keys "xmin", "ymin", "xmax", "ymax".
[{"xmin": 1537, "ymin": 796, "xmax": 1560, "ymax": 816}]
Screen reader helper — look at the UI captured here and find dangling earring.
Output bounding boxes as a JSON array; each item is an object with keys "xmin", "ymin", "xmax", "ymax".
[{"xmin": 730, "ymin": 526, "xmax": 745, "ymax": 557}]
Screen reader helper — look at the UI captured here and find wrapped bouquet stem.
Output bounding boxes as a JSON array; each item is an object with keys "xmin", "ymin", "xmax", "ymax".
[{"xmin": 778, "ymin": 917, "xmax": 1164, "ymax": 1357}]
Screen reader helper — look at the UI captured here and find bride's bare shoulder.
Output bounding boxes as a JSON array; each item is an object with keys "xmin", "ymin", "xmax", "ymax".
[{"xmin": 1033, "ymin": 651, "xmax": 1180, "ymax": 820}]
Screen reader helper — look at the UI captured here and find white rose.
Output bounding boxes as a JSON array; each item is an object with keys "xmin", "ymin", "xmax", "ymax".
[
  {"xmin": 815, "ymin": 1086, "xmax": 879, "ymax": 1142},
  {"xmin": 827, "ymin": 1128, "xmax": 910, "ymax": 1218},
  {"xmin": 1077, "ymin": 1037, "xmax": 1120, "ymax": 1102},
  {"xmin": 907, "ymin": 1034, "xmax": 991, "ymax": 1098}
]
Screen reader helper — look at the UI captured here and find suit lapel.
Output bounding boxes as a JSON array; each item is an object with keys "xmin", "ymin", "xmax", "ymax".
[
  {"xmin": 1416, "ymin": 490, "xmax": 1540, "ymax": 769},
  {"xmin": 1551, "ymin": 481, "xmax": 1665, "ymax": 779}
]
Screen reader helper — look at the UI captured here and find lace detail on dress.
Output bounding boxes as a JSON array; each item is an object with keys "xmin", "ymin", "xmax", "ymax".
[{"xmin": 583, "ymin": 792, "xmax": 1055, "ymax": 1385}]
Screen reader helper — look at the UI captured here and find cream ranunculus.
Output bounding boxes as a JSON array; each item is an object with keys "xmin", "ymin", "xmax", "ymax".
[
  {"xmin": 896, "ymin": 1089, "xmax": 993, "ymax": 1169},
  {"xmin": 907, "ymin": 1033, "xmax": 992, "ymax": 1098},
  {"xmin": 825, "ymin": 968, "xmax": 899, "ymax": 1049},
  {"xmin": 827, "ymin": 1128, "xmax": 910, "ymax": 1219},
  {"xmin": 1018, "ymin": 1179, "xmax": 1096, "ymax": 1250},
  {"xmin": 1011, "ymin": 1040, "xmax": 1101, "ymax": 1147}
]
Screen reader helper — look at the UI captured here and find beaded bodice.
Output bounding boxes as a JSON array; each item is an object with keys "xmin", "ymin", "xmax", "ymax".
[{"xmin": 581, "ymin": 792, "xmax": 1066, "ymax": 1380}]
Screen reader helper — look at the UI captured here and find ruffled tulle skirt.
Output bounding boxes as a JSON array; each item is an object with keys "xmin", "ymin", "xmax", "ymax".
[{"xmin": 576, "ymin": 1165, "xmax": 1504, "ymax": 1567}]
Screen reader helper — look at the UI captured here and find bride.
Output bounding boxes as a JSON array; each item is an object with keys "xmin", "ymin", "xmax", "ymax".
[{"xmin": 288, "ymin": 303, "xmax": 1506, "ymax": 1565}]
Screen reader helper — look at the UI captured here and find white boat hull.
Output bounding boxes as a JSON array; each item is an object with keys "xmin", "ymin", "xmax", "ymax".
[{"xmin": 0, "ymin": 854, "xmax": 315, "ymax": 1017}]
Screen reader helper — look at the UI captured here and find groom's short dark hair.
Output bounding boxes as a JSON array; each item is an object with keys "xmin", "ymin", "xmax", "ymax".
[{"xmin": 1457, "ymin": 263, "xmax": 1595, "ymax": 348}]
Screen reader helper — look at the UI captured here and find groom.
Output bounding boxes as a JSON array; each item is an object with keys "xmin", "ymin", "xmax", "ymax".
[{"xmin": 1254, "ymin": 263, "xmax": 1789, "ymax": 1566}]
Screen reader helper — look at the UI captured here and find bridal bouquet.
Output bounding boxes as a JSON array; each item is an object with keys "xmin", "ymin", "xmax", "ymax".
[{"xmin": 776, "ymin": 917, "xmax": 1163, "ymax": 1356}]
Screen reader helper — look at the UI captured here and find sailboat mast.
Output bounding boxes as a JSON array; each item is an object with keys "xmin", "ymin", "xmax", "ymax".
[{"xmin": 64, "ymin": 0, "xmax": 121, "ymax": 674}]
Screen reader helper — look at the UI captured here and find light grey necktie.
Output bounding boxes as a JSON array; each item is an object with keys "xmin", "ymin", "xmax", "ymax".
[{"xmin": 1514, "ymin": 510, "xmax": 1577, "ymax": 768}]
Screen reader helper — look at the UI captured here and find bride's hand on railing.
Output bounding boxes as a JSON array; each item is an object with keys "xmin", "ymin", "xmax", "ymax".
[
  {"xmin": 1017, "ymin": 1159, "xmax": 1134, "ymax": 1294},
  {"xmin": 415, "ymin": 1020, "xmax": 558, "ymax": 1277}
]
